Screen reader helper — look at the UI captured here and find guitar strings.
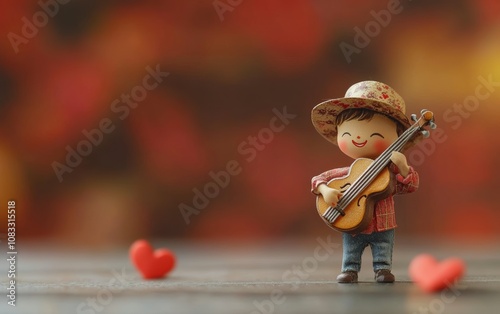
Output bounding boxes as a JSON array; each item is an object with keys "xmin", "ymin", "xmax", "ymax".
[
  {"xmin": 324, "ymin": 127, "xmax": 414, "ymax": 221},
  {"xmin": 324, "ymin": 127, "xmax": 416, "ymax": 222},
  {"xmin": 337, "ymin": 126, "xmax": 415, "ymax": 206},
  {"xmin": 323, "ymin": 128, "xmax": 414, "ymax": 222},
  {"xmin": 324, "ymin": 112, "xmax": 432, "ymax": 220},
  {"xmin": 323, "ymin": 125, "xmax": 418, "ymax": 222}
]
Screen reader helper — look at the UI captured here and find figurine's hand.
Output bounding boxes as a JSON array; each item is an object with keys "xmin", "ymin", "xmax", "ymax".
[
  {"xmin": 317, "ymin": 184, "xmax": 342, "ymax": 207},
  {"xmin": 390, "ymin": 151, "xmax": 410, "ymax": 177}
]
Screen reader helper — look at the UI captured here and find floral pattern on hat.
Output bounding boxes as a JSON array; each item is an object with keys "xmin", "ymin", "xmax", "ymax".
[{"xmin": 311, "ymin": 81, "xmax": 411, "ymax": 145}]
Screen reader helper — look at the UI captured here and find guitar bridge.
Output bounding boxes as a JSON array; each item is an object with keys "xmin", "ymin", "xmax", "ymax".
[{"xmin": 323, "ymin": 206, "xmax": 345, "ymax": 223}]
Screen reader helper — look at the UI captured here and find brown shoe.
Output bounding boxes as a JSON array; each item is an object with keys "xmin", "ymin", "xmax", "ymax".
[
  {"xmin": 337, "ymin": 271, "xmax": 358, "ymax": 283},
  {"xmin": 374, "ymin": 269, "xmax": 395, "ymax": 283}
]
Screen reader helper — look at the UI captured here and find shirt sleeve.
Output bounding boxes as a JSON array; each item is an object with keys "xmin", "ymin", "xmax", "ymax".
[
  {"xmin": 393, "ymin": 165, "xmax": 419, "ymax": 194},
  {"xmin": 311, "ymin": 167, "xmax": 349, "ymax": 195}
]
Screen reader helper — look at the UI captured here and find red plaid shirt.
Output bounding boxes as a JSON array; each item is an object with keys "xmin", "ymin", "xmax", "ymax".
[{"xmin": 311, "ymin": 164, "xmax": 419, "ymax": 234}]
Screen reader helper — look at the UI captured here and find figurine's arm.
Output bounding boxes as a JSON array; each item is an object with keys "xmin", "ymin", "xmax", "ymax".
[
  {"xmin": 311, "ymin": 167, "xmax": 349, "ymax": 206},
  {"xmin": 390, "ymin": 151, "xmax": 410, "ymax": 177},
  {"xmin": 316, "ymin": 184, "xmax": 343, "ymax": 207},
  {"xmin": 390, "ymin": 152, "xmax": 419, "ymax": 194}
]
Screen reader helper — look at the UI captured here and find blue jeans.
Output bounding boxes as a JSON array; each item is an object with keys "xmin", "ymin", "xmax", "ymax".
[{"xmin": 341, "ymin": 229, "xmax": 395, "ymax": 272}]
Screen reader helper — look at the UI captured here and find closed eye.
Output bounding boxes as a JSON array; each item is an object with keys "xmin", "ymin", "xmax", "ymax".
[
  {"xmin": 341, "ymin": 132, "xmax": 351, "ymax": 137},
  {"xmin": 370, "ymin": 133, "xmax": 385, "ymax": 138}
]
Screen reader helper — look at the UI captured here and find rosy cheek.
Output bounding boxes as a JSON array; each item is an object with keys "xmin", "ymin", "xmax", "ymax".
[
  {"xmin": 373, "ymin": 139, "xmax": 390, "ymax": 154},
  {"xmin": 338, "ymin": 140, "xmax": 349, "ymax": 154}
]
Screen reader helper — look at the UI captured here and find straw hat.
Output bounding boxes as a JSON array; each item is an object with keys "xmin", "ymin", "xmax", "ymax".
[{"xmin": 311, "ymin": 81, "xmax": 411, "ymax": 145}]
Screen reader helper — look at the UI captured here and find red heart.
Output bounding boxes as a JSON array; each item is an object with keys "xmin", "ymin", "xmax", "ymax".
[
  {"xmin": 408, "ymin": 254, "xmax": 465, "ymax": 292},
  {"xmin": 129, "ymin": 240, "xmax": 176, "ymax": 279}
]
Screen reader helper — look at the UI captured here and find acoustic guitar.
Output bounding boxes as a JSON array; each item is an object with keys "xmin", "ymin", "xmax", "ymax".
[{"xmin": 316, "ymin": 110, "xmax": 436, "ymax": 234}]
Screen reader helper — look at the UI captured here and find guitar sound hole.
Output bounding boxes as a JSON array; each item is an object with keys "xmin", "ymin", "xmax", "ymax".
[
  {"xmin": 340, "ymin": 183, "xmax": 351, "ymax": 193},
  {"xmin": 357, "ymin": 195, "xmax": 367, "ymax": 206}
]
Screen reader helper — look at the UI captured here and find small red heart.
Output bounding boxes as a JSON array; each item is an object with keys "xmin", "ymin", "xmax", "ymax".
[
  {"xmin": 129, "ymin": 240, "xmax": 176, "ymax": 279},
  {"xmin": 409, "ymin": 254, "xmax": 465, "ymax": 292}
]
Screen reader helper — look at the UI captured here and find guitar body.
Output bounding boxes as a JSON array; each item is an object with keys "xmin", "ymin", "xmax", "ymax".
[{"xmin": 316, "ymin": 158, "xmax": 395, "ymax": 234}]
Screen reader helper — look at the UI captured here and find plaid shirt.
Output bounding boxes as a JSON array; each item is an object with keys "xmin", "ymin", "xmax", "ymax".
[{"xmin": 311, "ymin": 164, "xmax": 419, "ymax": 234}]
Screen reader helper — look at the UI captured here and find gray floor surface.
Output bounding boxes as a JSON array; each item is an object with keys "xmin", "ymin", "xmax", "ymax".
[{"xmin": 1, "ymin": 237, "xmax": 498, "ymax": 314}]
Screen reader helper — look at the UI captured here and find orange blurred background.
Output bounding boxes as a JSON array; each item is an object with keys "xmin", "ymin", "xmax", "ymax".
[{"xmin": 1, "ymin": 0, "xmax": 499, "ymax": 247}]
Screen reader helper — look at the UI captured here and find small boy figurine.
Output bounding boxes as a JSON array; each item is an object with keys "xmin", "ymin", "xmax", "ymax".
[{"xmin": 311, "ymin": 81, "xmax": 419, "ymax": 283}]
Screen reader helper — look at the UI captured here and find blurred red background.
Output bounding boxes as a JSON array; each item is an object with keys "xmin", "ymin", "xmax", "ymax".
[{"xmin": 1, "ymin": 0, "xmax": 499, "ymax": 246}]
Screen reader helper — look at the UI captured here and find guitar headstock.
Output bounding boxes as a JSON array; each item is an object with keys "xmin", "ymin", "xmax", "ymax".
[{"xmin": 410, "ymin": 109, "xmax": 437, "ymax": 138}]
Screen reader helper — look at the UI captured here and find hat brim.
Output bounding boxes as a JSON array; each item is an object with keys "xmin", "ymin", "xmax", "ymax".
[{"xmin": 311, "ymin": 97, "xmax": 411, "ymax": 145}]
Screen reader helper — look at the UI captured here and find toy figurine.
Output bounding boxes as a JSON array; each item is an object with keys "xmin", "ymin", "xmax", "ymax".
[{"xmin": 311, "ymin": 81, "xmax": 434, "ymax": 283}]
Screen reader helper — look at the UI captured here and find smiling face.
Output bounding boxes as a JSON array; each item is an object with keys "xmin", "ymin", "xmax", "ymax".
[{"xmin": 337, "ymin": 113, "xmax": 399, "ymax": 159}]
